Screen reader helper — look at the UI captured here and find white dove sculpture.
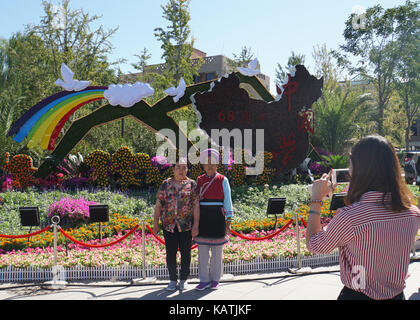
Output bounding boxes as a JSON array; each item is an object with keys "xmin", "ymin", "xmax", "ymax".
[
  {"xmin": 286, "ymin": 65, "xmax": 297, "ymax": 77},
  {"xmin": 55, "ymin": 63, "xmax": 91, "ymax": 91},
  {"xmin": 164, "ymin": 77, "xmax": 186, "ymax": 103},
  {"xmin": 237, "ymin": 58, "xmax": 260, "ymax": 77}
]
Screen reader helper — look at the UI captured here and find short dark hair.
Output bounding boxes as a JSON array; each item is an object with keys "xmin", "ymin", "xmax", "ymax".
[{"xmin": 345, "ymin": 135, "xmax": 413, "ymax": 211}]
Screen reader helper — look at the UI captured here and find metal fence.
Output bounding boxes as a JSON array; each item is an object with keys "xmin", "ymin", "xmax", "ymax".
[{"xmin": 0, "ymin": 253, "xmax": 339, "ymax": 283}]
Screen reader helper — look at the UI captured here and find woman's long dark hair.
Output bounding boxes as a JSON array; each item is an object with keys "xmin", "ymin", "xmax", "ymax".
[{"xmin": 345, "ymin": 135, "xmax": 413, "ymax": 211}]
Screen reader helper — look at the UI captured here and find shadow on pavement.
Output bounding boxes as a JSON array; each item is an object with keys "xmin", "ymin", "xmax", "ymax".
[{"xmin": 123, "ymin": 286, "xmax": 213, "ymax": 300}]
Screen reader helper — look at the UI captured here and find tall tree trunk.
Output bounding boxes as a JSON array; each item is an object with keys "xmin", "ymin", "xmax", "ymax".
[
  {"xmin": 405, "ymin": 126, "xmax": 410, "ymax": 151},
  {"xmin": 378, "ymin": 103, "xmax": 384, "ymax": 136}
]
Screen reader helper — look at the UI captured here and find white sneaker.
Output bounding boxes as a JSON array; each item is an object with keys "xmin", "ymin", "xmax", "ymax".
[
  {"xmin": 166, "ymin": 281, "xmax": 177, "ymax": 291},
  {"xmin": 179, "ymin": 280, "xmax": 188, "ymax": 291}
]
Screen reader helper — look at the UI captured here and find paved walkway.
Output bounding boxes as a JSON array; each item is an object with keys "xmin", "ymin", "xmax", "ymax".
[{"xmin": 0, "ymin": 261, "xmax": 418, "ymax": 300}]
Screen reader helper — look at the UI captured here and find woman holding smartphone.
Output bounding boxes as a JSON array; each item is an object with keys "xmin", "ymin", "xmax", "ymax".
[{"xmin": 306, "ymin": 135, "xmax": 420, "ymax": 300}]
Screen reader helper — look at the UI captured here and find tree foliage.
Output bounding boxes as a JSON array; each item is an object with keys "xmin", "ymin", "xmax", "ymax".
[
  {"xmin": 275, "ymin": 51, "xmax": 305, "ymax": 86},
  {"xmin": 312, "ymin": 83, "xmax": 373, "ymax": 154},
  {"xmin": 154, "ymin": 0, "xmax": 203, "ymax": 85},
  {"xmin": 0, "ymin": 0, "xmax": 121, "ymax": 160},
  {"xmin": 337, "ymin": 0, "xmax": 419, "ymax": 136},
  {"xmin": 227, "ymin": 46, "xmax": 255, "ymax": 70}
]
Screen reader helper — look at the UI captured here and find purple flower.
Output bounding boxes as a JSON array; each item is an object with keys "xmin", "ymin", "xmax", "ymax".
[
  {"xmin": 1, "ymin": 174, "xmax": 13, "ymax": 192},
  {"xmin": 314, "ymin": 147, "xmax": 333, "ymax": 157},
  {"xmin": 61, "ymin": 177, "xmax": 89, "ymax": 189},
  {"xmin": 309, "ymin": 161, "xmax": 329, "ymax": 175},
  {"xmin": 151, "ymin": 156, "xmax": 172, "ymax": 171},
  {"xmin": 47, "ymin": 197, "xmax": 97, "ymax": 225}
]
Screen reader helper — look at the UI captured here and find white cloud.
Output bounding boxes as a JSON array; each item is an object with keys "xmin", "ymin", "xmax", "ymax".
[{"xmin": 104, "ymin": 82, "xmax": 155, "ymax": 108}]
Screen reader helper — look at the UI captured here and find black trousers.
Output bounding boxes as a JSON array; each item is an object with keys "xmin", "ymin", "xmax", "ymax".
[
  {"xmin": 163, "ymin": 229, "xmax": 192, "ymax": 281},
  {"xmin": 337, "ymin": 286, "xmax": 405, "ymax": 300}
]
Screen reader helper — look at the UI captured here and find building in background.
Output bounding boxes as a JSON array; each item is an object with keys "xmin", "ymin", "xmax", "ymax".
[{"xmin": 127, "ymin": 48, "xmax": 270, "ymax": 91}]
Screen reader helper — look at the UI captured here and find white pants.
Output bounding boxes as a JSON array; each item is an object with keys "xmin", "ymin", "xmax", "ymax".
[{"xmin": 198, "ymin": 244, "xmax": 224, "ymax": 282}]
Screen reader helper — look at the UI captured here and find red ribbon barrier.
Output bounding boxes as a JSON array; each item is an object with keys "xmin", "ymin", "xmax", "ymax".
[
  {"xmin": 146, "ymin": 225, "xmax": 165, "ymax": 245},
  {"xmin": 146, "ymin": 225, "xmax": 198, "ymax": 250},
  {"xmin": 0, "ymin": 225, "xmax": 52, "ymax": 239},
  {"xmin": 59, "ymin": 225, "xmax": 139, "ymax": 248},
  {"xmin": 230, "ymin": 219, "xmax": 293, "ymax": 241}
]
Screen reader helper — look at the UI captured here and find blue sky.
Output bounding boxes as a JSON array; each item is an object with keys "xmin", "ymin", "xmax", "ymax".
[{"xmin": 0, "ymin": 0, "xmax": 407, "ymax": 93}]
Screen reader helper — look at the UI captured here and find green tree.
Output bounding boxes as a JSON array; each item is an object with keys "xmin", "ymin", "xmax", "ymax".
[
  {"xmin": 227, "ymin": 46, "xmax": 255, "ymax": 70},
  {"xmin": 131, "ymin": 48, "xmax": 152, "ymax": 73},
  {"xmin": 32, "ymin": 0, "xmax": 120, "ymax": 86},
  {"xmin": 152, "ymin": 0, "xmax": 203, "ymax": 140},
  {"xmin": 312, "ymin": 83, "xmax": 373, "ymax": 155},
  {"xmin": 320, "ymin": 154, "xmax": 350, "ymax": 169},
  {"xmin": 275, "ymin": 51, "xmax": 305, "ymax": 86},
  {"xmin": 0, "ymin": 33, "xmax": 55, "ymax": 116},
  {"xmin": 383, "ymin": 93, "xmax": 407, "ymax": 148},
  {"xmin": 312, "ymin": 44, "xmax": 339, "ymax": 91},
  {"xmin": 337, "ymin": 1, "xmax": 419, "ymax": 135},
  {"xmin": 0, "ymin": 33, "xmax": 55, "ymax": 162},
  {"xmin": 1, "ymin": 0, "xmax": 122, "ymax": 160},
  {"xmin": 154, "ymin": 0, "xmax": 203, "ymax": 85},
  {"xmin": 310, "ymin": 44, "xmax": 373, "ymax": 154},
  {"xmin": 130, "ymin": 47, "xmax": 173, "ymax": 105},
  {"xmin": 392, "ymin": 5, "xmax": 420, "ymax": 150}
]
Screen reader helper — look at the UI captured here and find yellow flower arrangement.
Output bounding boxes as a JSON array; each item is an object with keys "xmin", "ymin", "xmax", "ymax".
[
  {"xmin": 229, "ymin": 149, "xmax": 246, "ymax": 186},
  {"xmin": 111, "ymin": 147, "xmax": 142, "ymax": 190},
  {"xmin": 254, "ymin": 151, "xmax": 275, "ymax": 185},
  {"xmin": 189, "ymin": 164, "xmax": 203, "ymax": 181},
  {"xmin": 85, "ymin": 149, "xmax": 111, "ymax": 188}
]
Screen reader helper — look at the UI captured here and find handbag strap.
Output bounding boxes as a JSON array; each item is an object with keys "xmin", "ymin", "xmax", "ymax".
[{"xmin": 199, "ymin": 173, "xmax": 219, "ymax": 200}]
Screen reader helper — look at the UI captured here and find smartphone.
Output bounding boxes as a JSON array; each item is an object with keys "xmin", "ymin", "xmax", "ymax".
[
  {"xmin": 332, "ymin": 169, "xmax": 350, "ymax": 185},
  {"xmin": 330, "ymin": 193, "xmax": 347, "ymax": 211}
]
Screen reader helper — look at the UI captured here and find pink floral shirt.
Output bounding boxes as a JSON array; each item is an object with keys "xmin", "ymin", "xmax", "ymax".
[{"xmin": 156, "ymin": 178, "xmax": 199, "ymax": 233}]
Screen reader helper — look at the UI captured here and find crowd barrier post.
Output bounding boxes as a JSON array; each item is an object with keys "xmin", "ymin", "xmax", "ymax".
[
  {"xmin": 289, "ymin": 203, "xmax": 311, "ymax": 274},
  {"xmin": 142, "ymin": 219, "xmax": 147, "ymax": 279},
  {"xmin": 295, "ymin": 210, "xmax": 302, "ymax": 270},
  {"xmin": 132, "ymin": 217, "xmax": 157, "ymax": 284},
  {"xmin": 43, "ymin": 216, "xmax": 67, "ymax": 289}
]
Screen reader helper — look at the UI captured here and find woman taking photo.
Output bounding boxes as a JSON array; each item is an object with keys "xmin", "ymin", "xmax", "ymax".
[
  {"xmin": 306, "ymin": 135, "xmax": 420, "ymax": 300},
  {"xmin": 153, "ymin": 158, "xmax": 200, "ymax": 291},
  {"xmin": 194, "ymin": 149, "xmax": 233, "ymax": 290}
]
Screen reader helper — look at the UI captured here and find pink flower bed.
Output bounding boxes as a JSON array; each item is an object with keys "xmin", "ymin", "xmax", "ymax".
[{"xmin": 0, "ymin": 226, "xmax": 312, "ymax": 269}]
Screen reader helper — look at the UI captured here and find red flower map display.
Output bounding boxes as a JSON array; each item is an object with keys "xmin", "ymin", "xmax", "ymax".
[{"xmin": 192, "ymin": 65, "xmax": 323, "ymax": 173}]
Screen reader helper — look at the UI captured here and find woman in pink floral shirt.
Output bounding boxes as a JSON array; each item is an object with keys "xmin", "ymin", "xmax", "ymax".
[{"xmin": 153, "ymin": 159, "xmax": 200, "ymax": 291}]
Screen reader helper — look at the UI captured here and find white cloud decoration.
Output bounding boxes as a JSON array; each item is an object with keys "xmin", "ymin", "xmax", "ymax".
[
  {"xmin": 164, "ymin": 77, "xmax": 186, "ymax": 103},
  {"xmin": 55, "ymin": 63, "xmax": 91, "ymax": 91},
  {"xmin": 104, "ymin": 82, "xmax": 155, "ymax": 108},
  {"xmin": 237, "ymin": 58, "xmax": 260, "ymax": 77}
]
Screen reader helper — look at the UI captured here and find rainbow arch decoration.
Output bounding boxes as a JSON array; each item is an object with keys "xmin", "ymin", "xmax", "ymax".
[
  {"xmin": 7, "ymin": 86, "xmax": 107, "ymax": 151},
  {"xmin": 7, "ymin": 62, "xmax": 322, "ymax": 180}
]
